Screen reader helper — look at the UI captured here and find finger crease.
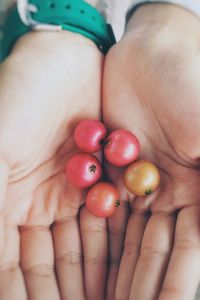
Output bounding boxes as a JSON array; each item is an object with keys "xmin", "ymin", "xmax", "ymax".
[
  {"xmin": 174, "ymin": 239, "xmax": 200, "ymax": 253},
  {"xmin": 0, "ymin": 261, "xmax": 19, "ymax": 272},
  {"xmin": 84, "ymin": 257, "xmax": 107, "ymax": 266},
  {"xmin": 56, "ymin": 251, "xmax": 82, "ymax": 266},
  {"xmin": 123, "ymin": 242, "xmax": 140, "ymax": 257},
  {"xmin": 82, "ymin": 225, "xmax": 106, "ymax": 235},
  {"xmin": 22, "ymin": 263, "xmax": 54, "ymax": 278},
  {"xmin": 140, "ymin": 247, "xmax": 170, "ymax": 262},
  {"xmin": 52, "ymin": 215, "xmax": 77, "ymax": 228},
  {"xmin": 20, "ymin": 225, "xmax": 50, "ymax": 234}
]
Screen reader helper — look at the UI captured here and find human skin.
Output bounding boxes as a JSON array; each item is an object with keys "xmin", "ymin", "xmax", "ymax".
[
  {"xmin": 0, "ymin": 26, "xmax": 108, "ymax": 300},
  {"xmin": 103, "ymin": 4, "xmax": 200, "ymax": 300}
]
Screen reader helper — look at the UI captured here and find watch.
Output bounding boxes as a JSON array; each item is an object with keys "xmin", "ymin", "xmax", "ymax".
[{"xmin": 1, "ymin": 0, "xmax": 116, "ymax": 61}]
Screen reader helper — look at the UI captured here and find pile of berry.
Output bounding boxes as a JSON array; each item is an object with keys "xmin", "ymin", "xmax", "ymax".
[{"xmin": 66, "ymin": 120, "xmax": 160, "ymax": 218}]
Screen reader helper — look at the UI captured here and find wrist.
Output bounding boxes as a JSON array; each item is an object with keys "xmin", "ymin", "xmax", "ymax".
[
  {"xmin": 5, "ymin": 30, "xmax": 102, "ymax": 76},
  {"xmin": 126, "ymin": 3, "xmax": 200, "ymax": 42},
  {"xmin": 2, "ymin": 0, "xmax": 112, "ymax": 61},
  {"xmin": 12, "ymin": 29, "xmax": 99, "ymax": 55}
]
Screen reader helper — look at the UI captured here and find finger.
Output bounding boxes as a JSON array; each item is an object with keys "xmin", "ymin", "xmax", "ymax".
[
  {"xmin": 159, "ymin": 206, "xmax": 200, "ymax": 300},
  {"xmin": 80, "ymin": 206, "xmax": 107, "ymax": 300},
  {"xmin": 106, "ymin": 200, "xmax": 130, "ymax": 300},
  {"xmin": 115, "ymin": 210, "xmax": 149, "ymax": 300},
  {"xmin": 20, "ymin": 225, "xmax": 60, "ymax": 300},
  {"xmin": 52, "ymin": 215, "xmax": 85, "ymax": 300},
  {"xmin": 0, "ymin": 225, "xmax": 27, "ymax": 300},
  {"xmin": 129, "ymin": 212, "xmax": 175, "ymax": 300}
]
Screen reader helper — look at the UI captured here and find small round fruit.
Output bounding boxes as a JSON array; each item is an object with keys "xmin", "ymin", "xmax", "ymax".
[
  {"xmin": 66, "ymin": 153, "xmax": 102, "ymax": 188},
  {"xmin": 124, "ymin": 160, "xmax": 160, "ymax": 196},
  {"xmin": 86, "ymin": 182, "xmax": 120, "ymax": 218},
  {"xmin": 104, "ymin": 129, "xmax": 140, "ymax": 167},
  {"xmin": 74, "ymin": 119, "xmax": 107, "ymax": 153}
]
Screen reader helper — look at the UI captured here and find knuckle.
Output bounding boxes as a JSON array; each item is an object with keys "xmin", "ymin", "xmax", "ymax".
[
  {"xmin": 174, "ymin": 238, "xmax": 200, "ymax": 253},
  {"xmin": 23, "ymin": 263, "xmax": 54, "ymax": 277},
  {"xmin": 20, "ymin": 225, "xmax": 49, "ymax": 234},
  {"xmin": 123, "ymin": 241, "xmax": 140, "ymax": 257},
  {"xmin": 84, "ymin": 257, "xmax": 107, "ymax": 266},
  {"xmin": 160, "ymin": 285, "xmax": 183, "ymax": 298},
  {"xmin": 139, "ymin": 246, "xmax": 170, "ymax": 263},
  {"xmin": 0, "ymin": 261, "xmax": 19, "ymax": 272},
  {"xmin": 56, "ymin": 251, "xmax": 82, "ymax": 266},
  {"xmin": 53, "ymin": 215, "xmax": 77, "ymax": 228},
  {"xmin": 82, "ymin": 224, "xmax": 106, "ymax": 235}
]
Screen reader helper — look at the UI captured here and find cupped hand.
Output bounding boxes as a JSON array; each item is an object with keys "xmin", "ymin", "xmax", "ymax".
[
  {"xmin": 0, "ymin": 31, "xmax": 107, "ymax": 300},
  {"xmin": 103, "ymin": 4, "xmax": 200, "ymax": 300}
]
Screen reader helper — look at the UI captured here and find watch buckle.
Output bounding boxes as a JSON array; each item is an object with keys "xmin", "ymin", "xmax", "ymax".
[{"xmin": 17, "ymin": 0, "xmax": 62, "ymax": 31}]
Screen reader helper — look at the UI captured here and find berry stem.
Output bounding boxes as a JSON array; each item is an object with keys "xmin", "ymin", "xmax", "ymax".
[
  {"xmin": 99, "ymin": 138, "xmax": 105, "ymax": 145},
  {"xmin": 145, "ymin": 189, "xmax": 152, "ymax": 195},
  {"xmin": 89, "ymin": 165, "xmax": 97, "ymax": 173},
  {"xmin": 99, "ymin": 138, "xmax": 110, "ymax": 147},
  {"xmin": 115, "ymin": 200, "xmax": 120, "ymax": 207}
]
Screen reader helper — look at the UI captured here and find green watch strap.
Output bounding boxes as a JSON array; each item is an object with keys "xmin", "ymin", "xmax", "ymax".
[{"xmin": 1, "ymin": 0, "xmax": 116, "ymax": 61}]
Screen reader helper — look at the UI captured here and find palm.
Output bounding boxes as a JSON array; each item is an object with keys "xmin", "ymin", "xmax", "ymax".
[
  {"xmin": 103, "ymin": 36, "xmax": 200, "ymax": 300},
  {"xmin": 0, "ymin": 36, "xmax": 102, "ymax": 225},
  {"xmin": 0, "ymin": 34, "xmax": 107, "ymax": 300}
]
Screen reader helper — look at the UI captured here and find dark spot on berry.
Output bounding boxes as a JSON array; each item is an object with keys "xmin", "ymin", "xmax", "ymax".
[{"xmin": 89, "ymin": 164, "xmax": 97, "ymax": 173}]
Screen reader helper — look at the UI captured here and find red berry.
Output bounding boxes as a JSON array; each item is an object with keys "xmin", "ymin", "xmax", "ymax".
[
  {"xmin": 104, "ymin": 129, "xmax": 140, "ymax": 167},
  {"xmin": 74, "ymin": 119, "xmax": 107, "ymax": 153},
  {"xmin": 66, "ymin": 153, "xmax": 102, "ymax": 188},
  {"xmin": 86, "ymin": 182, "xmax": 120, "ymax": 218}
]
